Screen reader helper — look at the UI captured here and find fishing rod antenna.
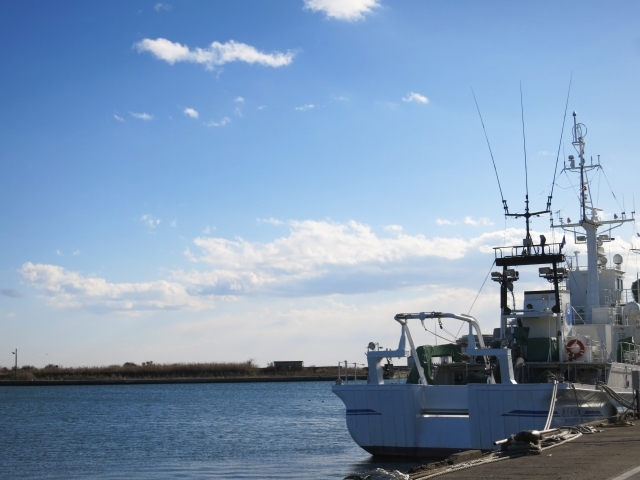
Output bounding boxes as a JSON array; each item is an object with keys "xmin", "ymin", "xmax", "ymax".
[{"xmin": 472, "ymin": 88, "xmax": 509, "ymax": 216}]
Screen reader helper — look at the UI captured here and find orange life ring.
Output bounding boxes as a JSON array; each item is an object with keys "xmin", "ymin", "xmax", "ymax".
[{"xmin": 566, "ymin": 339, "xmax": 585, "ymax": 360}]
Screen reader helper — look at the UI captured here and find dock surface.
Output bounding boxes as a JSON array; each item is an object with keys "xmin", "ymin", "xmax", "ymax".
[{"xmin": 435, "ymin": 421, "xmax": 640, "ymax": 479}]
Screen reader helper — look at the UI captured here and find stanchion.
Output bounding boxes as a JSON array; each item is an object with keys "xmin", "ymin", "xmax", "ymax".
[{"xmin": 632, "ymin": 370, "xmax": 640, "ymax": 419}]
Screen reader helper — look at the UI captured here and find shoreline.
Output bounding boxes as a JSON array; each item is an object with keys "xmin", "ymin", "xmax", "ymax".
[{"xmin": 0, "ymin": 374, "xmax": 369, "ymax": 387}]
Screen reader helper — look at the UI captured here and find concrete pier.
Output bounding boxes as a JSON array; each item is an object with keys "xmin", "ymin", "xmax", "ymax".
[{"xmin": 430, "ymin": 421, "xmax": 640, "ymax": 479}]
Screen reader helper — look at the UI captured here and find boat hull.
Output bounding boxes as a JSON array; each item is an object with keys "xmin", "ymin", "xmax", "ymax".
[{"xmin": 332, "ymin": 382, "xmax": 620, "ymax": 457}]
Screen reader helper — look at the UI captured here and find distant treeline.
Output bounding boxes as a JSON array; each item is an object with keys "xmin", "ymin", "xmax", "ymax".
[{"xmin": 0, "ymin": 361, "xmax": 340, "ymax": 381}]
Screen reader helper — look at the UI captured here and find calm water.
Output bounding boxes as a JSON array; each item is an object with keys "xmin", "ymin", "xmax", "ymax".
[{"xmin": 0, "ymin": 381, "xmax": 422, "ymax": 479}]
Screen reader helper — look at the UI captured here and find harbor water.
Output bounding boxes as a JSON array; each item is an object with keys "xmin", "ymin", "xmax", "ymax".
[{"xmin": 0, "ymin": 380, "xmax": 420, "ymax": 479}]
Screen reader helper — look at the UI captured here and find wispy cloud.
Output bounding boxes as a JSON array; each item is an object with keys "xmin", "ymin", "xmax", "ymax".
[
  {"xmin": 538, "ymin": 150, "xmax": 555, "ymax": 156},
  {"xmin": 141, "ymin": 214, "xmax": 161, "ymax": 228},
  {"xmin": 257, "ymin": 217, "xmax": 284, "ymax": 225},
  {"xmin": 204, "ymin": 117, "xmax": 231, "ymax": 127},
  {"xmin": 303, "ymin": 0, "xmax": 380, "ymax": 21},
  {"xmin": 257, "ymin": 106, "xmax": 266, "ymax": 110},
  {"xmin": 135, "ymin": 38, "xmax": 295, "ymax": 70},
  {"xmin": 183, "ymin": 107, "xmax": 199, "ymax": 118},
  {"xmin": 464, "ymin": 216, "xmax": 494, "ymax": 226},
  {"xmin": 402, "ymin": 92, "xmax": 429, "ymax": 104},
  {"xmin": 436, "ymin": 217, "xmax": 494, "ymax": 226},
  {"xmin": 436, "ymin": 218, "xmax": 457, "ymax": 225},
  {"xmin": 154, "ymin": 3, "xmax": 171, "ymax": 12},
  {"xmin": 170, "ymin": 220, "xmax": 177, "ymax": 228},
  {"xmin": 203, "ymin": 226, "xmax": 216, "ymax": 234},
  {"xmin": 295, "ymin": 104, "xmax": 316, "ymax": 111},
  {"xmin": 376, "ymin": 101, "xmax": 399, "ymax": 109},
  {"xmin": 130, "ymin": 112, "xmax": 154, "ymax": 121},
  {"xmin": 20, "ymin": 263, "xmax": 212, "ymax": 313},
  {"xmin": 234, "ymin": 107, "xmax": 243, "ymax": 117},
  {"xmin": 114, "ymin": 114, "xmax": 124, "ymax": 122},
  {"xmin": 234, "ymin": 96, "xmax": 245, "ymax": 103}
]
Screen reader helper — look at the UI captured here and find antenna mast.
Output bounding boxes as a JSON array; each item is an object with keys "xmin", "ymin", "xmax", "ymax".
[{"xmin": 505, "ymin": 85, "xmax": 550, "ymax": 254}]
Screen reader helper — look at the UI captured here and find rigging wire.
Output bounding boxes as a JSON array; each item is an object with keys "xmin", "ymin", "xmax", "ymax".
[
  {"xmin": 601, "ymin": 168, "xmax": 624, "ymax": 212},
  {"xmin": 453, "ymin": 259, "xmax": 497, "ymax": 340},
  {"xmin": 472, "ymin": 88, "xmax": 508, "ymax": 215},
  {"xmin": 520, "ymin": 82, "xmax": 529, "ymax": 202},
  {"xmin": 548, "ymin": 73, "xmax": 573, "ymax": 212}
]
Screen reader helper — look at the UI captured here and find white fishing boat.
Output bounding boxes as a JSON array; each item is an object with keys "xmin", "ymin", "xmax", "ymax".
[{"xmin": 332, "ymin": 111, "xmax": 640, "ymax": 456}]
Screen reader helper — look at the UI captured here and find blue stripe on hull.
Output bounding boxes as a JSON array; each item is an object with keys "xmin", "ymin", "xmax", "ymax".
[
  {"xmin": 346, "ymin": 408, "xmax": 381, "ymax": 416},
  {"xmin": 361, "ymin": 445, "xmax": 471, "ymax": 458}
]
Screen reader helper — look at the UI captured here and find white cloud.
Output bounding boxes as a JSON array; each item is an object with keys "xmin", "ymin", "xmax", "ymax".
[
  {"xmin": 257, "ymin": 217, "xmax": 284, "ymax": 225},
  {"xmin": 257, "ymin": 105, "xmax": 266, "ymax": 110},
  {"xmin": 538, "ymin": 150, "xmax": 555, "ymax": 156},
  {"xmin": 130, "ymin": 112, "xmax": 154, "ymax": 121},
  {"xmin": 141, "ymin": 214, "xmax": 161, "ymax": 228},
  {"xmin": 436, "ymin": 218, "xmax": 457, "ymax": 225},
  {"xmin": 20, "ymin": 263, "xmax": 211, "ymax": 313},
  {"xmin": 177, "ymin": 220, "xmax": 529, "ymax": 296},
  {"xmin": 204, "ymin": 117, "xmax": 231, "ymax": 127},
  {"xmin": 21, "ymin": 218, "xmax": 572, "ymax": 314},
  {"xmin": 73, "ymin": 250, "xmax": 80, "ymax": 256},
  {"xmin": 234, "ymin": 96, "xmax": 245, "ymax": 103},
  {"xmin": 135, "ymin": 38, "xmax": 295, "ymax": 70},
  {"xmin": 234, "ymin": 107, "xmax": 243, "ymax": 117},
  {"xmin": 203, "ymin": 226, "xmax": 216, "ymax": 234},
  {"xmin": 303, "ymin": 0, "xmax": 380, "ymax": 21},
  {"xmin": 402, "ymin": 92, "xmax": 429, "ymax": 104},
  {"xmin": 183, "ymin": 107, "xmax": 199, "ymax": 118},
  {"xmin": 154, "ymin": 3, "xmax": 171, "ymax": 12},
  {"xmin": 295, "ymin": 104, "xmax": 316, "ymax": 111},
  {"xmin": 56, "ymin": 250, "xmax": 62, "ymax": 256},
  {"xmin": 114, "ymin": 114, "xmax": 124, "ymax": 122},
  {"xmin": 170, "ymin": 220, "xmax": 177, "ymax": 228},
  {"xmin": 464, "ymin": 216, "xmax": 494, "ymax": 226}
]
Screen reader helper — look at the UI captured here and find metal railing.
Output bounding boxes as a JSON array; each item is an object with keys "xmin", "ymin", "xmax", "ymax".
[{"xmin": 493, "ymin": 242, "xmax": 563, "ymax": 260}]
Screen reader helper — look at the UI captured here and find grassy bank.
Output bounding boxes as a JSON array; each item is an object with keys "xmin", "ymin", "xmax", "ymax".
[{"xmin": 0, "ymin": 361, "xmax": 342, "ymax": 381}]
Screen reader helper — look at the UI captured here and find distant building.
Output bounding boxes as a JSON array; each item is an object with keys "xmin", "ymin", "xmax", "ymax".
[{"xmin": 273, "ymin": 361, "xmax": 303, "ymax": 374}]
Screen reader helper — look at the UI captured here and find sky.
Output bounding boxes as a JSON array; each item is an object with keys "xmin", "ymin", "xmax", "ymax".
[{"xmin": 1, "ymin": 0, "xmax": 640, "ymax": 368}]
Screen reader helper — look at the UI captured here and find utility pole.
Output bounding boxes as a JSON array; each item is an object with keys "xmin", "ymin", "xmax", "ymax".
[{"xmin": 12, "ymin": 349, "xmax": 17, "ymax": 380}]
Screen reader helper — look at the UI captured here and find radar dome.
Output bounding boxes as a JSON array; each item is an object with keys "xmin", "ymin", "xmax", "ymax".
[{"xmin": 613, "ymin": 254, "xmax": 623, "ymax": 265}]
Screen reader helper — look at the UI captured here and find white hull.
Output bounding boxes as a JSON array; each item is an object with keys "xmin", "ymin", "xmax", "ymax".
[{"xmin": 333, "ymin": 380, "xmax": 623, "ymax": 456}]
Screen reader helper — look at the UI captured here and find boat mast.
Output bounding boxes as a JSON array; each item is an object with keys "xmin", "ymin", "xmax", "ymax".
[{"xmin": 555, "ymin": 112, "xmax": 634, "ymax": 319}]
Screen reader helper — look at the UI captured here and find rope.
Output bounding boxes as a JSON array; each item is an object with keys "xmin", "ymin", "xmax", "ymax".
[
  {"xmin": 420, "ymin": 320, "xmax": 457, "ymax": 344},
  {"xmin": 599, "ymin": 382, "xmax": 636, "ymax": 410},
  {"xmin": 544, "ymin": 380, "xmax": 559, "ymax": 430}
]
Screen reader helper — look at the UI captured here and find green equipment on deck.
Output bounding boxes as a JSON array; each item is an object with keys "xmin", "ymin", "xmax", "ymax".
[{"xmin": 407, "ymin": 344, "xmax": 463, "ymax": 385}]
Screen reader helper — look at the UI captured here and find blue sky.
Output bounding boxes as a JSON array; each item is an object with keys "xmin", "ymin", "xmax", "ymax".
[{"xmin": 1, "ymin": 0, "xmax": 640, "ymax": 368}]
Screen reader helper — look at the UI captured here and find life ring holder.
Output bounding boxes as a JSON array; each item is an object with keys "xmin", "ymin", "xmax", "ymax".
[{"xmin": 566, "ymin": 339, "xmax": 585, "ymax": 360}]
